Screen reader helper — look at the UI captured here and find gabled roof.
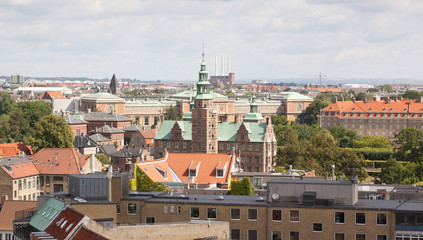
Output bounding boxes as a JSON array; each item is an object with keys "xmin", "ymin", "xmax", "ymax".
[
  {"xmin": 29, "ymin": 198, "xmax": 65, "ymax": 231},
  {"xmin": 40, "ymin": 91, "xmax": 67, "ymax": 100},
  {"xmin": 0, "ymin": 155, "xmax": 32, "ymax": 166},
  {"xmin": 93, "ymin": 125, "xmax": 124, "ymax": 134},
  {"xmin": 0, "ymin": 142, "xmax": 33, "ymax": 158},
  {"xmin": 111, "ymin": 148, "xmax": 143, "ymax": 158},
  {"xmin": 155, "ymin": 121, "xmax": 267, "ymax": 142},
  {"xmin": 0, "ymin": 200, "xmax": 37, "ymax": 231},
  {"xmin": 83, "ymin": 112, "xmax": 131, "ymax": 122},
  {"xmin": 99, "ymin": 145, "xmax": 117, "ymax": 156},
  {"xmin": 89, "ymin": 134, "xmax": 111, "ymax": 142},
  {"xmin": 64, "ymin": 115, "xmax": 87, "ymax": 124},
  {"xmin": 1, "ymin": 161, "xmax": 39, "ymax": 179},
  {"xmin": 121, "ymin": 124, "xmax": 144, "ymax": 132},
  {"xmin": 166, "ymin": 153, "xmax": 235, "ymax": 185},
  {"xmin": 138, "ymin": 129, "xmax": 157, "ymax": 139},
  {"xmin": 73, "ymin": 135, "xmax": 98, "ymax": 148},
  {"xmin": 44, "ymin": 206, "xmax": 86, "ymax": 240},
  {"xmin": 30, "ymin": 148, "xmax": 89, "ymax": 175}
]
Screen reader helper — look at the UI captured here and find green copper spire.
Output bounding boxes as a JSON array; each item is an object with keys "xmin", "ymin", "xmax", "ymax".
[
  {"xmin": 250, "ymin": 93, "xmax": 258, "ymax": 113},
  {"xmin": 243, "ymin": 93, "xmax": 264, "ymax": 122},
  {"xmin": 195, "ymin": 45, "xmax": 212, "ymax": 99}
]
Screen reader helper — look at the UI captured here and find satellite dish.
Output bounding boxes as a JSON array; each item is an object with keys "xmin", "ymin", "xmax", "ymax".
[{"xmin": 272, "ymin": 193, "xmax": 280, "ymax": 201}]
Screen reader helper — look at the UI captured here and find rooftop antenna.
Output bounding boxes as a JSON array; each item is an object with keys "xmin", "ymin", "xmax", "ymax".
[
  {"xmin": 202, "ymin": 44, "xmax": 205, "ymax": 61},
  {"xmin": 303, "ymin": 72, "xmax": 326, "ymax": 87}
]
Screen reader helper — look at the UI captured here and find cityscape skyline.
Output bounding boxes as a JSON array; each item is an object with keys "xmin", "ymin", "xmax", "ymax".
[{"xmin": 1, "ymin": 0, "xmax": 423, "ymax": 82}]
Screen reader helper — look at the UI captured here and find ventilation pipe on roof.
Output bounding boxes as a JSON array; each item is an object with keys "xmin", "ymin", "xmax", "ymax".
[
  {"xmin": 90, "ymin": 154, "xmax": 95, "ymax": 173},
  {"xmin": 107, "ymin": 166, "xmax": 112, "ymax": 202}
]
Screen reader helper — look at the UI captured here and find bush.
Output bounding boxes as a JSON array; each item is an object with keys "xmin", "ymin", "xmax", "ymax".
[
  {"xmin": 95, "ymin": 153, "xmax": 110, "ymax": 165},
  {"xmin": 351, "ymin": 148, "xmax": 392, "ymax": 160},
  {"xmin": 231, "ymin": 177, "xmax": 254, "ymax": 196}
]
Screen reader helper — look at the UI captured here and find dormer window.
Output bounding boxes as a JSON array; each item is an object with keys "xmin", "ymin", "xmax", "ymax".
[
  {"xmin": 390, "ymin": 108, "xmax": 394, "ymax": 111},
  {"xmin": 383, "ymin": 108, "xmax": 386, "ymax": 111},
  {"xmin": 329, "ymin": 107, "xmax": 333, "ymax": 110},
  {"xmin": 215, "ymin": 162, "xmax": 227, "ymax": 178},
  {"xmin": 154, "ymin": 166, "xmax": 167, "ymax": 179},
  {"xmin": 352, "ymin": 108, "xmax": 356, "ymax": 111},
  {"xmin": 216, "ymin": 169, "xmax": 224, "ymax": 177},
  {"xmin": 189, "ymin": 169, "xmax": 197, "ymax": 177}
]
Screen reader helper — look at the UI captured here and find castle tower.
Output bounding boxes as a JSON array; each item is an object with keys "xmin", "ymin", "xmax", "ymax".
[
  {"xmin": 109, "ymin": 74, "xmax": 119, "ymax": 95},
  {"xmin": 191, "ymin": 47, "xmax": 218, "ymax": 153}
]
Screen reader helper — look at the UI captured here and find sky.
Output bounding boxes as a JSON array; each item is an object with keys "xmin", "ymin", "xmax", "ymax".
[{"xmin": 1, "ymin": 0, "xmax": 423, "ymax": 83}]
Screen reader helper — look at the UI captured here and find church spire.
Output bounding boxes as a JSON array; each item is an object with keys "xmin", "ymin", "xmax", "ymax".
[{"xmin": 196, "ymin": 45, "xmax": 212, "ymax": 99}]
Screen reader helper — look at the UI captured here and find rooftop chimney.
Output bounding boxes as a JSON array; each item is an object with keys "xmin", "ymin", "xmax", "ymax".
[{"xmin": 107, "ymin": 166, "xmax": 112, "ymax": 202}]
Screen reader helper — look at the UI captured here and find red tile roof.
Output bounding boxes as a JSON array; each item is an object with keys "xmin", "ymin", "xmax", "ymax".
[
  {"xmin": 320, "ymin": 99, "xmax": 423, "ymax": 119},
  {"xmin": 139, "ymin": 129, "xmax": 157, "ymax": 139},
  {"xmin": 45, "ymin": 206, "xmax": 86, "ymax": 240},
  {"xmin": 1, "ymin": 161, "xmax": 39, "ymax": 179},
  {"xmin": 39, "ymin": 91, "xmax": 67, "ymax": 100},
  {"xmin": 30, "ymin": 148, "xmax": 89, "ymax": 175},
  {"xmin": 72, "ymin": 226, "xmax": 109, "ymax": 240},
  {"xmin": 0, "ymin": 142, "xmax": 32, "ymax": 158},
  {"xmin": 138, "ymin": 152, "xmax": 236, "ymax": 185},
  {"xmin": 137, "ymin": 158, "xmax": 178, "ymax": 182},
  {"xmin": 0, "ymin": 200, "xmax": 37, "ymax": 231}
]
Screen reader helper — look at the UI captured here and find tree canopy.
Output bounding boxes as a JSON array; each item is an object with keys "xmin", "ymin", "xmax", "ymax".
[
  {"xmin": 25, "ymin": 115, "xmax": 74, "ymax": 152},
  {"xmin": 230, "ymin": 177, "xmax": 255, "ymax": 195},
  {"xmin": 402, "ymin": 90, "xmax": 422, "ymax": 100},
  {"xmin": 0, "ymin": 91, "xmax": 17, "ymax": 115},
  {"xmin": 163, "ymin": 105, "xmax": 181, "ymax": 121},
  {"xmin": 129, "ymin": 166, "xmax": 170, "ymax": 192}
]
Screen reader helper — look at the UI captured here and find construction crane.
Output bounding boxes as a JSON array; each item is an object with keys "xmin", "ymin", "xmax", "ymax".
[{"xmin": 303, "ymin": 72, "xmax": 327, "ymax": 87}]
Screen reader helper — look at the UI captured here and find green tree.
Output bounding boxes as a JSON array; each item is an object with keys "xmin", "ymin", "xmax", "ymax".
[
  {"xmin": 129, "ymin": 166, "xmax": 170, "ymax": 192},
  {"xmin": 272, "ymin": 115, "xmax": 289, "ymax": 145},
  {"xmin": 163, "ymin": 105, "xmax": 181, "ymax": 121},
  {"xmin": 25, "ymin": 115, "xmax": 74, "ymax": 152},
  {"xmin": 379, "ymin": 84, "xmax": 393, "ymax": 93},
  {"xmin": 292, "ymin": 124, "xmax": 323, "ymax": 141},
  {"xmin": 328, "ymin": 126, "xmax": 358, "ymax": 148},
  {"xmin": 402, "ymin": 90, "xmax": 422, "ymax": 100},
  {"xmin": 17, "ymin": 101, "xmax": 52, "ymax": 128},
  {"xmin": 355, "ymin": 92, "xmax": 373, "ymax": 101},
  {"xmin": 297, "ymin": 99, "xmax": 331, "ymax": 125},
  {"xmin": 379, "ymin": 158, "xmax": 403, "ymax": 184},
  {"xmin": 393, "ymin": 128, "xmax": 423, "ymax": 163},
  {"xmin": 367, "ymin": 88, "xmax": 379, "ymax": 93},
  {"xmin": 95, "ymin": 153, "xmax": 110, "ymax": 165},
  {"xmin": 8, "ymin": 109, "xmax": 33, "ymax": 142},
  {"xmin": 0, "ymin": 91, "xmax": 17, "ymax": 115},
  {"xmin": 230, "ymin": 177, "xmax": 255, "ymax": 195},
  {"xmin": 353, "ymin": 136, "xmax": 392, "ymax": 149}
]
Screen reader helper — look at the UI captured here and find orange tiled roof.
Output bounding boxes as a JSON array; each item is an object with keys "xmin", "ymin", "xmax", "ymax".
[
  {"xmin": 30, "ymin": 148, "xmax": 88, "ymax": 175},
  {"xmin": 138, "ymin": 129, "xmax": 157, "ymax": 139},
  {"xmin": 137, "ymin": 158, "xmax": 178, "ymax": 182},
  {"xmin": 0, "ymin": 200, "xmax": 37, "ymax": 231},
  {"xmin": 0, "ymin": 142, "xmax": 32, "ymax": 158},
  {"xmin": 308, "ymin": 88, "xmax": 344, "ymax": 93},
  {"xmin": 39, "ymin": 91, "xmax": 66, "ymax": 100},
  {"xmin": 167, "ymin": 152, "xmax": 235, "ymax": 185},
  {"xmin": 1, "ymin": 161, "xmax": 39, "ymax": 179},
  {"xmin": 320, "ymin": 100, "xmax": 423, "ymax": 119}
]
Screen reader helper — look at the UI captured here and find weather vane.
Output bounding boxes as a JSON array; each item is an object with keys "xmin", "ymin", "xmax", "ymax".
[{"xmin": 202, "ymin": 44, "xmax": 205, "ymax": 60}]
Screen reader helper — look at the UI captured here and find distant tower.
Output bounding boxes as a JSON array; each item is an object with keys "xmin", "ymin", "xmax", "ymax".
[
  {"xmin": 191, "ymin": 46, "xmax": 218, "ymax": 153},
  {"xmin": 109, "ymin": 74, "xmax": 119, "ymax": 95}
]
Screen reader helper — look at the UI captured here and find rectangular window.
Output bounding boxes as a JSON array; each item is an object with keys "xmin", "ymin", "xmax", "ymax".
[
  {"xmin": 230, "ymin": 208, "xmax": 240, "ymax": 220},
  {"xmin": 27, "ymin": 178, "xmax": 31, "ymax": 188},
  {"xmin": 145, "ymin": 217, "xmax": 155, "ymax": 225},
  {"xmin": 335, "ymin": 233, "xmax": 345, "ymax": 240},
  {"xmin": 24, "ymin": 179, "xmax": 27, "ymax": 189},
  {"xmin": 248, "ymin": 208, "xmax": 258, "ymax": 221},
  {"xmin": 313, "ymin": 223, "xmax": 323, "ymax": 232},
  {"xmin": 376, "ymin": 213, "xmax": 387, "ymax": 225},
  {"xmin": 144, "ymin": 117, "xmax": 149, "ymax": 125},
  {"xmin": 272, "ymin": 209, "xmax": 282, "ymax": 221},
  {"xmin": 46, "ymin": 176, "xmax": 50, "ymax": 186},
  {"xmin": 335, "ymin": 212, "xmax": 345, "ymax": 224},
  {"xmin": 272, "ymin": 231, "xmax": 282, "ymax": 240},
  {"xmin": 190, "ymin": 207, "xmax": 200, "ymax": 219},
  {"xmin": 177, "ymin": 206, "xmax": 181, "ymax": 214},
  {"xmin": 116, "ymin": 204, "xmax": 121, "ymax": 214},
  {"xmin": 207, "ymin": 207, "xmax": 217, "ymax": 219},
  {"xmin": 5, "ymin": 234, "xmax": 12, "ymax": 240},
  {"xmin": 189, "ymin": 169, "xmax": 196, "ymax": 177},
  {"xmin": 127, "ymin": 203, "xmax": 137, "ymax": 214},
  {"xmin": 164, "ymin": 205, "xmax": 168, "ymax": 214},
  {"xmin": 252, "ymin": 178, "xmax": 262, "ymax": 187},
  {"xmin": 32, "ymin": 177, "xmax": 35, "ymax": 187},
  {"xmin": 290, "ymin": 210, "xmax": 300, "ymax": 222},
  {"xmin": 289, "ymin": 231, "xmax": 299, "ymax": 240},
  {"xmin": 183, "ymin": 142, "xmax": 187, "ymax": 149},
  {"xmin": 216, "ymin": 169, "xmax": 224, "ymax": 177},
  {"xmin": 247, "ymin": 229, "xmax": 258, "ymax": 240},
  {"xmin": 356, "ymin": 212, "xmax": 366, "ymax": 225},
  {"xmin": 376, "ymin": 235, "xmax": 387, "ymax": 240},
  {"xmin": 53, "ymin": 184, "xmax": 63, "ymax": 193},
  {"xmin": 356, "ymin": 234, "xmax": 366, "ymax": 240},
  {"xmin": 14, "ymin": 191, "xmax": 17, "ymax": 198},
  {"xmin": 231, "ymin": 229, "xmax": 240, "ymax": 240},
  {"xmin": 53, "ymin": 176, "xmax": 63, "ymax": 181},
  {"xmin": 19, "ymin": 180, "xmax": 22, "ymax": 190},
  {"xmin": 170, "ymin": 205, "xmax": 175, "ymax": 213}
]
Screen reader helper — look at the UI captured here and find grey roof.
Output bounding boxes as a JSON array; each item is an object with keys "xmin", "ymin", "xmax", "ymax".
[
  {"xmin": 395, "ymin": 202, "xmax": 423, "ymax": 212},
  {"xmin": 89, "ymin": 133, "xmax": 111, "ymax": 142},
  {"xmin": 94, "ymin": 125, "xmax": 125, "ymax": 134},
  {"xmin": 64, "ymin": 115, "xmax": 87, "ymax": 124},
  {"xmin": 122, "ymin": 124, "xmax": 144, "ymax": 132},
  {"xmin": 110, "ymin": 148, "xmax": 143, "ymax": 158},
  {"xmin": 267, "ymin": 179, "xmax": 355, "ymax": 185},
  {"xmin": 73, "ymin": 135, "xmax": 98, "ymax": 148},
  {"xmin": 99, "ymin": 145, "xmax": 117, "ymax": 155},
  {"xmin": 83, "ymin": 112, "xmax": 132, "ymax": 122},
  {"xmin": 0, "ymin": 156, "xmax": 32, "ymax": 166}
]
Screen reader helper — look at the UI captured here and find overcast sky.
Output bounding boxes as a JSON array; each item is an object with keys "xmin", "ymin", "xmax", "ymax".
[{"xmin": 1, "ymin": 0, "xmax": 423, "ymax": 82}]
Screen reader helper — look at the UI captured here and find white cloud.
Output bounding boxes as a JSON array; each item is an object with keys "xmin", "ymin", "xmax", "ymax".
[{"xmin": 0, "ymin": 0, "xmax": 423, "ymax": 80}]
